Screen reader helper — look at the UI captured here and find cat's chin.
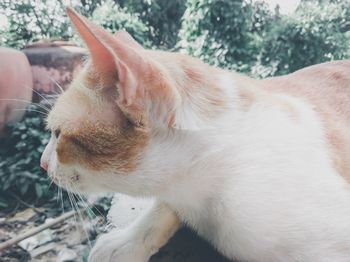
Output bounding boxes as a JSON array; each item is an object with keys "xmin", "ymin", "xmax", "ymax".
[
  {"xmin": 61, "ymin": 180, "xmax": 115, "ymax": 195},
  {"xmin": 47, "ymin": 169, "xmax": 83, "ymax": 193},
  {"xmin": 52, "ymin": 180, "xmax": 92, "ymax": 195},
  {"xmin": 48, "ymin": 167, "xmax": 118, "ymax": 194}
]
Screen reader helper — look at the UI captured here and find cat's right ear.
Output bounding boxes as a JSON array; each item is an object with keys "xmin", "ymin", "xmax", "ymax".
[
  {"xmin": 66, "ymin": 8, "xmax": 179, "ymax": 127},
  {"xmin": 66, "ymin": 8, "xmax": 148, "ymax": 116},
  {"xmin": 66, "ymin": 7, "xmax": 117, "ymax": 78}
]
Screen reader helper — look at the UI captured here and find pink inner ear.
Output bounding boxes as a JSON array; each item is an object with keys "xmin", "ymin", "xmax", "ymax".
[
  {"xmin": 116, "ymin": 61, "xmax": 139, "ymax": 107},
  {"xmin": 66, "ymin": 8, "xmax": 117, "ymax": 76},
  {"xmin": 67, "ymin": 8, "xmax": 175, "ymax": 125}
]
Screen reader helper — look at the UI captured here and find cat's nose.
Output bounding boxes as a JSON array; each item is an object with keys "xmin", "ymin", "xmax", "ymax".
[{"xmin": 40, "ymin": 157, "xmax": 48, "ymax": 171}]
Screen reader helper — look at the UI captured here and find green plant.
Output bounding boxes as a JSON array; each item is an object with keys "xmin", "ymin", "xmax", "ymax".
[
  {"xmin": 0, "ymin": 104, "xmax": 53, "ymax": 208},
  {"xmin": 257, "ymin": 1, "xmax": 350, "ymax": 76},
  {"xmin": 92, "ymin": 0, "xmax": 152, "ymax": 47},
  {"xmin": 0, "ymin": 0, "xmax": 71, "ymax": 49},
  {"xmin": 179, "ymin": 0, "xmax": 273, "ymax": 73},
  {"xmin": 0, "ymin": 0, "xmax": 102, "ymax": 49},
  {"xmin": 118, "ymin": 0, "xmax": 187, "ymax": 49}
]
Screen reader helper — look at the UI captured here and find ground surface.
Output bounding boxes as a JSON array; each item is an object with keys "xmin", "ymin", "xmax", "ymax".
[{"xmin": 0, "ymin": 194, "xmax": 235, "ymax": 262}]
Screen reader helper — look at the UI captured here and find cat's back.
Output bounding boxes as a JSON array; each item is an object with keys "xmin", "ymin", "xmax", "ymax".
[
  {"xmin": 261, "ymin": 60, "xmax": 350, "ymax": 182},
  {"xmin": 262, "ymin": 60, "xmax": 350, "ymax": 121}
]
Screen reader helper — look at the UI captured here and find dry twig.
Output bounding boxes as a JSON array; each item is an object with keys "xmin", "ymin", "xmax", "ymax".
[{"xmin": 0, "ymin": 210, "xmax": 77, "ymax": 251}]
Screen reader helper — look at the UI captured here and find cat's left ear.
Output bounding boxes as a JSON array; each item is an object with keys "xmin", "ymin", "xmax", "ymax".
[{"xmin": 66, "ymin": 8, "xmax": 178, "ymax": 126}]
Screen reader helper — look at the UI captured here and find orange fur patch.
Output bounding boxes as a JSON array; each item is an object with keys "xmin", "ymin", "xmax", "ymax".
[
  {"xmin": 56, "ymin": 121, "xmax": 149, "ymax": 172},
  {"xmin": 48, "ymin": 65, "xmax": 149, "ymax": 174},
  {"xmin": 261, "ymin": 61, "xmax": 350, "ymax": 182}
]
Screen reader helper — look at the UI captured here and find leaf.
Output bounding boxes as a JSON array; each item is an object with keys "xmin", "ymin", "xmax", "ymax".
[
  {"xmin": 35, "ymin": 183, "xmax": 44, "ymax": 198},
  {"xmin": 20, "ymin": 183, "xmax": 29, "ymax": 195},
  {"xmin": 0, "ymin": 197, "xmax": 9, "ymax": 209}
]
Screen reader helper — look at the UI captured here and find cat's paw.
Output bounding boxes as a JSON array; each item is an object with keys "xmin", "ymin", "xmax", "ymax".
[{"xmin": 89, "ymin": 229, "xmax": 152, "ymax": 262}]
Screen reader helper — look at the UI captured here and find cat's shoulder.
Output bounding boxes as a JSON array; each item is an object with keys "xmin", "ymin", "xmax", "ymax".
[{"xmin": 252, "ymin": 60, "xmax": 350, "ymax": 183}]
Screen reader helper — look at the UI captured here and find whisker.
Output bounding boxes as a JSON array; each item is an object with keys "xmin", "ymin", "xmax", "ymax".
[
  {"xmin": 48, "ymin": 179, "xmax": 55, "ymax": 189},
  {"xmin": 0, "ymin": 98, "xmax": 50, "ymax": 113},
  {"xmin": 56, "ymin": 185, "xmax": 61, "ymax": 205},
  {"xmin": 48, "ymin": 76, "xmax": 65, "ymax": 94},
  {"xmin": 67, "ymin": 185, "xmax": 92, "ymax": 249},
  {"xmin": 46, "ymin": 94, "xmax": 60, "ymax": 99},
  {"xmin": 48, "ymin": 89, "xmax": 61, "ymax": 97},
  {"xmin": 27, "ymin": 90, "xmax": 53, "ymax": 110},
  {"xmin": 22, "ymin": 84, "xmax": 54, "ymax": 107},
  {"xmin": 73, "ymin": 185, "xmax": 105, "ymax": 219},
  {"xmin": 56, "ymin": 186, "xmax": 60, "ymax": 204},
  {"xmin": 58, "ymin": 177, "xmax": 65, "ymax": 214},
  {"xmin": 72, "ymin": 184, "xmax": 104, "ymax": 220},
  {"xmin": 13, "ymin": 109, "xmax": 48, "ymax": 116},
  {"xmin": 79, "ymin": 197, "xmax": 99, "ymax": 220},
  {"xmin": 66, "ymin": 186, "xmax": 78, "ymax": 223},
  {"xmin": 73, "ymin": 192, "xmax": 92, "ymax": 215},
  {"xmin": 0, "ymin": 98, "xmax": 33, "ymax": 104},
  {"xmin": 31, "ymin": 89, "xmax": 53, "ymax": 106},
  {"xmin": 60, "ymin": 187, "xmax": 65, "ymax": 214}
]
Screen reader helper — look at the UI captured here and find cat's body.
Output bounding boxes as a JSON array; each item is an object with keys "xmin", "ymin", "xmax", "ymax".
[
  {"xmin": 107, "ymin": 63, "xmax": 350, "ymax": 262},
  {"xmin": 262, "ymin": 61, "xmax": 350, "ymax": 183},
  {"xmin": 41, "ymin": 8, "xmax": 350, "ymax": 262}
]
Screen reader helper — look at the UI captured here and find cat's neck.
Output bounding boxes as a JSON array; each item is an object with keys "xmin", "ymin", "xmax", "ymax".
[
  {"xmin": 109, "ymin": 70, "xmax": 258, "ymax": 197},
  {"xmin": 172, "ymin": 70, "xmax": 243, "ymax": 130},
  {"xmin": 125, "ymin": 128, "xmax": 220, "ymax": 197},
  {"xmin": 124, "ymin": 71, "xmax": 253, "ymax": 196},
  {"xmin": 148, "ymin": 51, "xmax": 250, "ymax": 130}
]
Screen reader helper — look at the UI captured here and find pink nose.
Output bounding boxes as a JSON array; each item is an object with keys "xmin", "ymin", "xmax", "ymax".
[{"xmin": 40, "ymin": 158, "xmax": 48, "ymax": 171}]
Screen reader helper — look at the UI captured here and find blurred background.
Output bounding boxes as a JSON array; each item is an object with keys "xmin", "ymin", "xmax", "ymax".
[{"xmin": 0, "ymin": 0, "xmax": 350, "ymax": 261}]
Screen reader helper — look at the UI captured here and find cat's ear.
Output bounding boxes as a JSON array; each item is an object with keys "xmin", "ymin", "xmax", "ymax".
[
  {"xmin": 114, "ymin": 30, "xmax": 144, "ymax": 50},
  {"xmin": 66, "ymin": 7, "xmax": 116, "ymax": 77},
  {"xmin": 66, "ymin": 9, "xmax": 150, "ymax": 116},
  {"xmin": 66, "ymin": 8, "xmax": 178, "ymax": 126}
]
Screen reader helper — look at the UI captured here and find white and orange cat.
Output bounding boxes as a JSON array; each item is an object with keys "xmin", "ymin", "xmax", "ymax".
[{"xmin": 40, "ymin": 8, "xmax": 350, "ymax": 262}]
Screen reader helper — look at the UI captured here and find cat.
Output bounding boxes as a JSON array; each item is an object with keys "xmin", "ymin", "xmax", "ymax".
[{"xmin": 40, "ymin": 7, "xmax": 350, "ymax": 262}]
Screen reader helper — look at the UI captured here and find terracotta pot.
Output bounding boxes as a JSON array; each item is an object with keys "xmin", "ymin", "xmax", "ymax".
[
  {"xmin": 0, "ymin": 47, "xmax": 33, "ymax": 133},
  {"xmin": 23, "ymin": 41, "xmax": 86, "ymax": 99}
]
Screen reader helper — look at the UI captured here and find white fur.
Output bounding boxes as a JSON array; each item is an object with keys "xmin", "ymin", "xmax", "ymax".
[{"xmin": 44, "ymin": 72, "xmax": 350, "ymax": 262}]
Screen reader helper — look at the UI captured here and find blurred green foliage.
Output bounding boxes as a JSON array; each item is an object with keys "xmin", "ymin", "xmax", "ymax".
[
  {"xmin": 92, "ymin": 0, "xmax": 152, "ymax": 47},
  {"xmin": 0, "ymin": 0, "xmax": 186, "ymax": 50},
  {"xmin": 117, "ymin": 0, "xmax": 186, "ymax": 49},
  {"xmin": 0, "ymin": 104, "xmax": 52, "ymax": 208},
  {"xmin": 179, "ymin": 0, "xmax": 273, "ymax": 73},
  {"xmin": 0, "ymin": 0, "xmax": 71, "ymax": 49},
  {"xmin": 2, "ymin": 0, "xmax": 350, "ymax": 75},
  {"xmin": 180, "ymin": 0, "xmax": 350, "ymax": 77},
  {"xmin": 258, "ymin": 1, "xmax": 350, "ymax": 76}
]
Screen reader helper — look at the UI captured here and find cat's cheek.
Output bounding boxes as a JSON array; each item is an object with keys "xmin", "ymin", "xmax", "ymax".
[
  {"xmin": 47, "ymin": 151, "xmax": 75, "ymax": 189},
  {"xmin": 47, "ymin": 152, "xmax": 57, "ymax": 176}
]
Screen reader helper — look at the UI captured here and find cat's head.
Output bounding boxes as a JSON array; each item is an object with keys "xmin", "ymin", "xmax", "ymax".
[{"xmin": 40, "ymin": 8, "xmax": 228, "ymax": 194}]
